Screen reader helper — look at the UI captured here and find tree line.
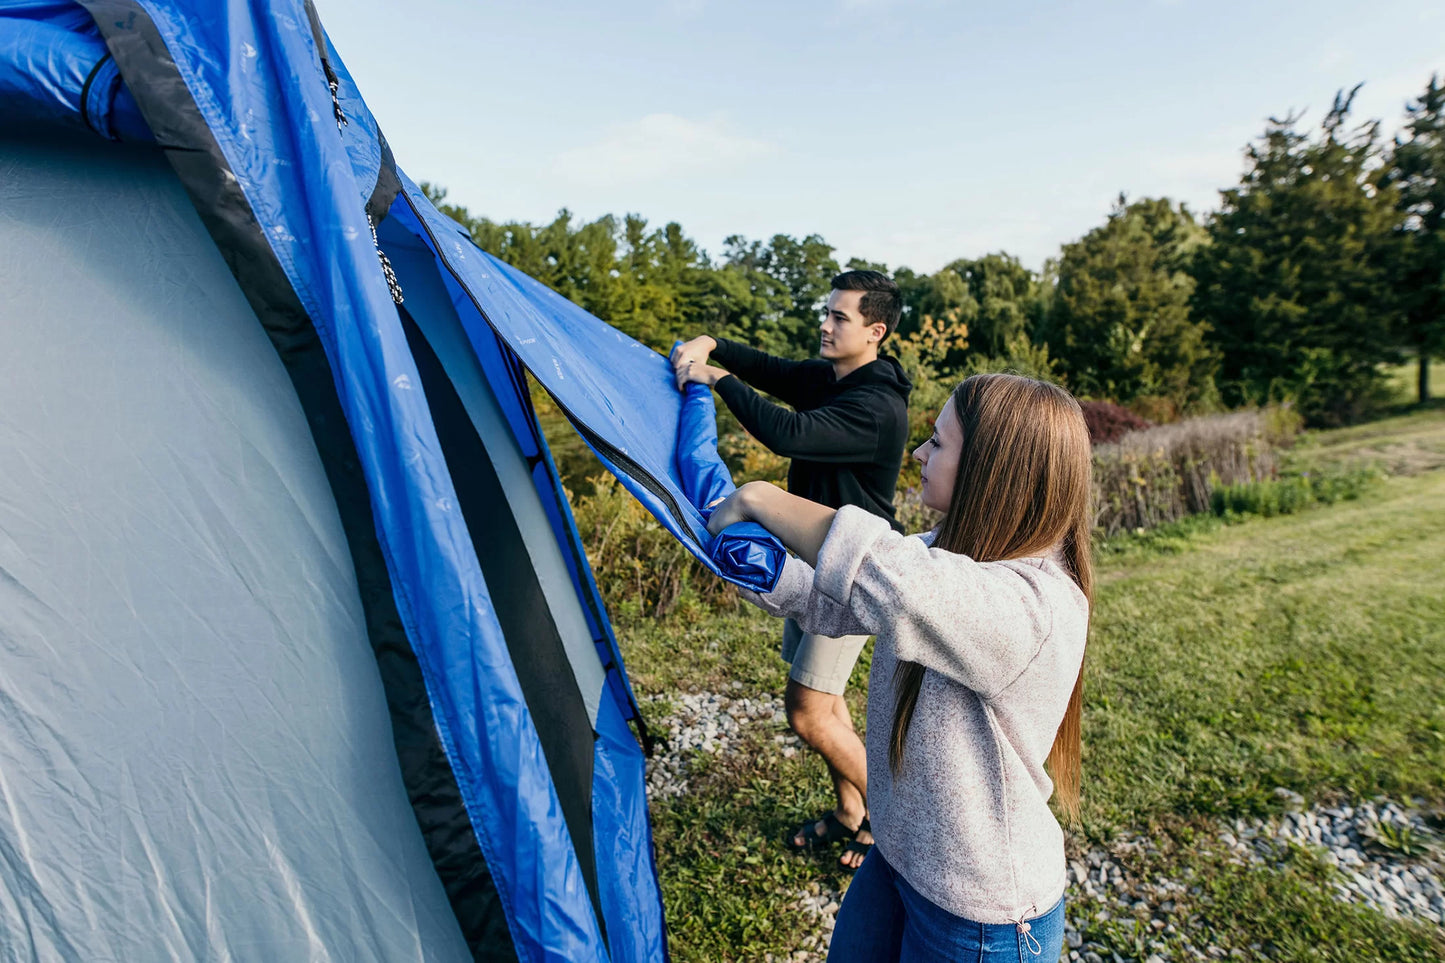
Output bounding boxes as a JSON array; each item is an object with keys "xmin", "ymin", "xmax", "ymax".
[{"xmin": 425, "ymin": 74, "xmax": 1444, "ymax": 426}]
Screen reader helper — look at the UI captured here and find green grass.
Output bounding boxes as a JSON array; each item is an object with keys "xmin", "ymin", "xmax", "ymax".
[
  {"xmin": 1287, "ymin": 406, "xmax": 1445, "ymax": 477},
  {"xmin": 608, "ymin": 408, "xmax": 1445, "ymax": 961},
  {"xmin": 1083, "ymin": 468, "xmax": 1445, "ymax": 828}
]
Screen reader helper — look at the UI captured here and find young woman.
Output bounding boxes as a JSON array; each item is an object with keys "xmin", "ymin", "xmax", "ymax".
[{"xmin": 706, "ymin": 373, "xmax": 1092, "ymax": 962}]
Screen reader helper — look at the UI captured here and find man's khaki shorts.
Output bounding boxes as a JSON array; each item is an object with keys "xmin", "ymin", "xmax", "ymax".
[{"xmin": 781, "ymin": 618, "xmax": 870, "ymax": 696}]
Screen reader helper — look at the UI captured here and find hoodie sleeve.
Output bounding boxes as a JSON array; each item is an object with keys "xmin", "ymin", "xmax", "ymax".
[
  {"xmin": 709, "ymin": 338, "xmax": 814, "ymax": 408},
  {"xmin": 714, "ymin": 378, "xmax": 883, "ymax": 462}
]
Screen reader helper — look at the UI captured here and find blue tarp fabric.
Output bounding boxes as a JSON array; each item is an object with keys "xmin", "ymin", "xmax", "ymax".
[
  {"xmin": 408, "ymin": 232, "xmax": 785, "ymax": 592},
  {"xmin": 0, "ymin": 1, "xmax": 697, "ymax": 960},
  {"xmin": 675, "ymin": 379, "xmax": 787, "ymax": 590},
  {"xmin": 0, "ymin": 1, "xmax": 149, "ymax": 139},
  {"xmin": 54, "ymin": 3, "xmax": 621, "ymax": 959}
]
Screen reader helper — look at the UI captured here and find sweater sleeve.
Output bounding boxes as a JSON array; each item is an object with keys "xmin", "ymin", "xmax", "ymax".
[
  {"xmin": 810, "ymin": 506, "xmax": 1075, "ymax": 699},
  {"xmin": 714, "ymin": 377, "xmax": 882, "ymax": 462},
  {"xmin": 738, "ymin": 554, "xmax": 874, "ymax": 639},
  {"xmin": 709, "ymin": 338, "xmax": 813, "ymax": 408}
]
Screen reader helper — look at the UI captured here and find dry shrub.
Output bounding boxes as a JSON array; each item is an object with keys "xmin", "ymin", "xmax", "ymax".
[
  {"xmin": 1128, "ymin": 394, "xmax": 1181, "ymax": 425},
  {"xmin": 570, "ymin": 474, "xmax": 737, "ymax": 622},
  {"xmin": 891, "ymin": 407, "xmax": 1299, "ymax": 539},
  {"xmin": 1092, "ymin": 410, "xmax": 1288, "ymax": 536},
  {"xmin": 1080, "ymin": 400, "xmax": 1153, "ymax": 444}
]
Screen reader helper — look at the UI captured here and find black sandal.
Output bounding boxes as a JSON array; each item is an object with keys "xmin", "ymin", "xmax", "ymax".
[
  {"xmin": 839, "ymin": 818, "xmax": 872, "ymax": 871},
  {"xmin": 784, "ymin": 812, "xmax": 856, "ymax": 852}
]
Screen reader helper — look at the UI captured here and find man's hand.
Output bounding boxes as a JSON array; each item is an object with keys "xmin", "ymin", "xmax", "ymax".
[{"xmin": 670, "ymin": 335, "xmax": 724, "ymax": 391}]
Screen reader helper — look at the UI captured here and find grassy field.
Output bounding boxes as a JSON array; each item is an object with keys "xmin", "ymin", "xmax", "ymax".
[
  {"xmin": 1384, "ymin": 359, "xmax": 1445, "ymax": 408},
  {"xmin": 613, "ymin": 408, "xmax": 1445, "ymax": 961}
]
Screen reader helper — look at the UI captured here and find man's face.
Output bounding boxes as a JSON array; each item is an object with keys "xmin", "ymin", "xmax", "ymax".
[{"xmin": 819, "ymin": 289, "xmax": 883, "ymax": 362}]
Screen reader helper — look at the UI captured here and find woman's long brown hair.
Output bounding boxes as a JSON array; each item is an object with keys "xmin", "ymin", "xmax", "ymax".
[{"xmin": 889, "ymin": 373, "xmax": 1093, "ymax": 823}]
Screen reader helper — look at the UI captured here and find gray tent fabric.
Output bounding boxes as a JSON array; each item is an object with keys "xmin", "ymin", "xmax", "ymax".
[{"xmin": 0, "ymin": 131, "xmax": 471, "ymax": 961}]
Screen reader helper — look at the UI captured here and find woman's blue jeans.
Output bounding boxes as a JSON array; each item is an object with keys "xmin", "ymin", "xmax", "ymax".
[{"xmin": 827, "ymin": 848, "xmax": 1066, "ymax": 962}]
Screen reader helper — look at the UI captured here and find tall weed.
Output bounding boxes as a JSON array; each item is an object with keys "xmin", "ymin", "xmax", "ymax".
[
  {"xmin": 570, "ymin": 474, "xmax": 737, "ymax": 622},
  {"xmin": 1093, "ymin": 408, "xmax": 1298, "ymax": 536}
]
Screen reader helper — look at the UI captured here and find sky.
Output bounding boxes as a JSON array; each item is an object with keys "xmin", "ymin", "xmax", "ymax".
[{"xmin": 319, "ymin": 0, "xmax": 1443, "ymax": 274}]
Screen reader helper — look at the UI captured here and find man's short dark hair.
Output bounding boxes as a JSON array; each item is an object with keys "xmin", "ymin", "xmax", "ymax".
[{"xmin": 832, "ymin": 270, "xmax": 902, "ymax": 342}]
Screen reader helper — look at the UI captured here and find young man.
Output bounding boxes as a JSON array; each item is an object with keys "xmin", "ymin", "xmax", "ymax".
[{"xmin": 670, "ymin": 270, "xmax": 911, "ymax": 870}]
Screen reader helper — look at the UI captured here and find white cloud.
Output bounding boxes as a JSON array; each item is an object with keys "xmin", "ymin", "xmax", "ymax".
[{"xmin": 552, "ymin": 114, "xmax": 774, "ymax": 188}]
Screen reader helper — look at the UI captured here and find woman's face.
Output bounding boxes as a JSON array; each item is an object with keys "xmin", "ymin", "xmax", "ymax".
[{"xmin": 912, "ymin": 398, "xmax": 963, "ymax": 514}]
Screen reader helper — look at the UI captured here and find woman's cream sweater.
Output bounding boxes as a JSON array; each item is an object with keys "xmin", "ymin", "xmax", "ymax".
[{"xmin": 746, "ymin": 505, "xmax": 1089, "ymax": 923}]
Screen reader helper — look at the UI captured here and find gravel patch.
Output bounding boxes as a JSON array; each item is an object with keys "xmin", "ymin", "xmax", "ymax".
[
  {"xmin": 643, "ymin": 685, "xmax": 799, "ymax": 799},
  {"xmin": 1062, "ymin": 792, "xmax": 1443, "ymax": 962},
  {"xmin": 777, "ymin": 793, "xmax": 1441, "ymax": 963},
  {"xmin": 1212, "ymin": 792, "xmax": 1443, "ymax": 926},
  {"xmin": 766, "ymin": 881, "xmax": 843, "ymax": 963}
]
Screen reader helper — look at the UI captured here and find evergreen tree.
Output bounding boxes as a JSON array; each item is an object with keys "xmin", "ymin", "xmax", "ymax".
[
  {"xmin": 1382, "ymin": 74, "xmax": 1445, "ymax": 403},
  {"xmin": 1192, "ymin": 88, "xmax": 1400, "ymax": 424},
  {"xmin": 1047, "ymin": 195, "xmax": 1217, "ymax": 409}
]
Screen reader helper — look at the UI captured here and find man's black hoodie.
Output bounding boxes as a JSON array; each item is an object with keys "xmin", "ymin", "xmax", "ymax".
[{"xmin": 710, "ymin": 337, "xmax": 913, "ymax": 530}]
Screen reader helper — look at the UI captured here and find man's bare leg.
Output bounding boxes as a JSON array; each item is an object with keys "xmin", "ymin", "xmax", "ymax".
[
  {"xmin": 829, "ymin": 691, "xmax": 873, "ymax": 868},
  {"xmin": 785, "ymin": 679, "xmax": 871, "ymax": 867}
]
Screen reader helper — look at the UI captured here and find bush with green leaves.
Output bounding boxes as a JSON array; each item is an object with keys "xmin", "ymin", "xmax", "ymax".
[{"xmin": 1211, "ymin": 464, "xmax": 1385, "ymax": 518}]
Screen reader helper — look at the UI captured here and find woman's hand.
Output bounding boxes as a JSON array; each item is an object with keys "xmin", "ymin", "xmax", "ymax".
[
  {"xmin": 705, "ymin": 484, "xmax": 759, "ymax": 536},
  {"xmin": 705, "ymin": 481, "xmax": 836, "ymax": 566}
]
